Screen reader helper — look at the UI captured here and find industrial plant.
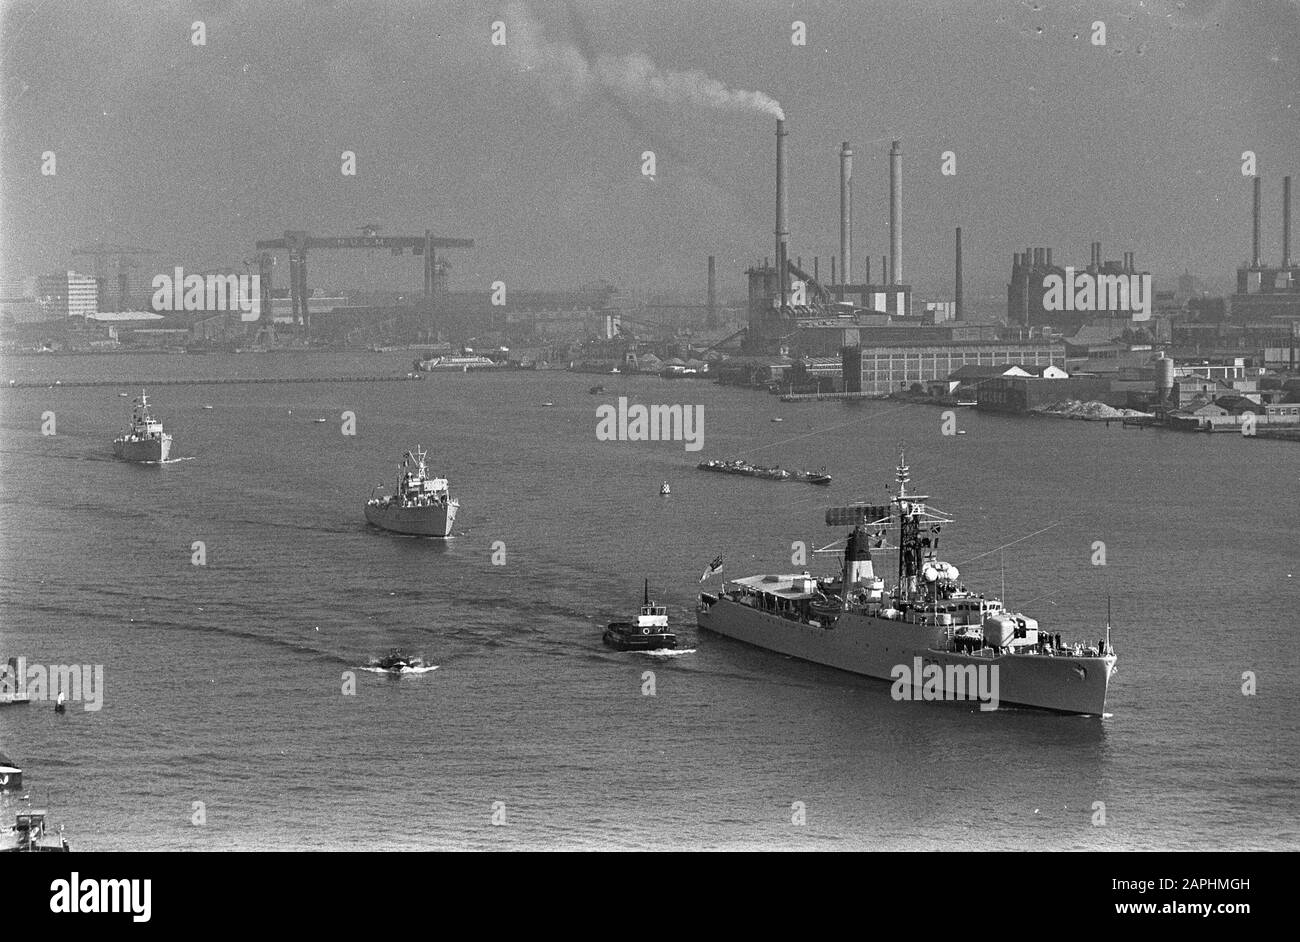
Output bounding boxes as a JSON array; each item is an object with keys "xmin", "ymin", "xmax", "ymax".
[{"xmin": 2, "ymin": 117, "xmax": 1298, "ymax": 434}]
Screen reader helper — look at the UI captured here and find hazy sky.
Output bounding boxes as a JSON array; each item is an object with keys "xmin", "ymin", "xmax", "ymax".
[{"xmin": 2, "ymin": 0, "xmax": 1297, "ymax": 302}]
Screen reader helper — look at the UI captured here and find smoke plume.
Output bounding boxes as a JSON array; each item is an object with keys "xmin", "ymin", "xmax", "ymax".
[{"xmin": 505, "ymin": 2, "xmax": 783, "ymax": 119}]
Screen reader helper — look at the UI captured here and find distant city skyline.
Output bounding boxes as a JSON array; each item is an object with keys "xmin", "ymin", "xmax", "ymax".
[{"xmin": 2, "ymin": 0, "xmax": 1298, "ymax": 301}]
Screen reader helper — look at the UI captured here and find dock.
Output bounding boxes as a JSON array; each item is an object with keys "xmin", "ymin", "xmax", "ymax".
[{"xmin": 4, "ymin": 375, "xmax": 424, "ymax": 390}]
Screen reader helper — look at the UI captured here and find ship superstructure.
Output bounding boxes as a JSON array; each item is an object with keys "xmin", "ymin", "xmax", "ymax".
[
  {"xmin": 697, "ymin": 453, "xmax": 1117, "ymax": 714},
  {"xmin": 364, "ymin": 446, "xmax": 459, "ymax": 537},
  {"xmin": 112, "ymin": 390, "xmax": 172, "ymax": 462}
]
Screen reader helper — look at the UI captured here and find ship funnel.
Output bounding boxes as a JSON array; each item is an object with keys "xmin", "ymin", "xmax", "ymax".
[{"xmin": 844, "ymin": 525, "xmax": 876, "ymax": 584}]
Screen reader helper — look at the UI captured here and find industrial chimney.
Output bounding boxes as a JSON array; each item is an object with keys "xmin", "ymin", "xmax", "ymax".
[
  {"xmin": 776, "ymin": 119, "xmax": 790, "ymax": 306},
  {"xmin": 1284, "ymin": 175, "xmax": 1292, "ymax": 268},
  {"xmin": 707, "ymin": 255, "xmax": 716, "ymax": 321},
  {"xmin": 1252, "ymin": 176, "xmax": 1262, "ymax": 268},
  {"xmin": 954, "ymin": 227, "xmax": 963, "ymax": 320},
  {"xmin": 889, "ymin": 141, "xmax": 902, "ymax": 284},
  {"xmin": 840, "ymin": 142, "xmax": 853, "ymax": 285}
]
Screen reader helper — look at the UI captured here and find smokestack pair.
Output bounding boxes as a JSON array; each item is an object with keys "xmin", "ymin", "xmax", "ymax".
[{"xmin": 1252, "ymin": 175, "xmax": 1294, "ymax": 268}]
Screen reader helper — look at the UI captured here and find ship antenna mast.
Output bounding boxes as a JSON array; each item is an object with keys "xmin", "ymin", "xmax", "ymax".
[
  {"xmin": 1106, "ymin": 594, "xmax": 1112, "ymax": 654},
  {"xmin": 644, "ymin": 578, "xmax": 649, "ymax": 606}
]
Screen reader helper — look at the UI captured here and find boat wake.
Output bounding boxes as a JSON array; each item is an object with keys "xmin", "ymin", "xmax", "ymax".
[
  {"xmin": 359, "ymin": 664, "xmax": 439, "ymax": 675},
  {"xmin": 631, "ymin": 647, "xmax": 696, "ymax": 658},
  {"xmin": 148, "ymin": 456, "xmax": 196, "ymax": 465}
]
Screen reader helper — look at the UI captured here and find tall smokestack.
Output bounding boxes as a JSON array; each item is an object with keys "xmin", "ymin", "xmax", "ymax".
[
  {"xmin": 955, "ymin": 227, "xmax": 963, "ymax": 320},
  {"xmin": 889, "ymin": 140, "xmax": 902, "ymax": 284},
  {"xmin": 1252, "ymin": 176, "xmax": 1262, "ymax": 268},
  {"xmin": 1284, "ymin": 175, "xmax": 1292, "ymax": 268},
  {"xmin": 840, "ymin": 142, "xmax": 853, "ymax": 285},
  {"xmin": 776, "ymin": 119, "xmax": 790, "ymax": 305},
  {"xmin": 707, "ymin": 255, "xmax": 716, "ymax": 319}
]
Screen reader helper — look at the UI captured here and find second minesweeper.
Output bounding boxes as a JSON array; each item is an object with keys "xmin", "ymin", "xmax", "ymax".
[
  {"xmin": 365, "ymin": 447, "xmax": 458, "ymax": 537},
  {"xmin": 697, "ymin": 453, "xmax": 1117, "ymax": 715}
]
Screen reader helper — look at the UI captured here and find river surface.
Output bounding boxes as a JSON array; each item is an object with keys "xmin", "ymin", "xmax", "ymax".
[{"xmin": 0, "ymin": 351, "xmax": 1296, "ymax": 849}]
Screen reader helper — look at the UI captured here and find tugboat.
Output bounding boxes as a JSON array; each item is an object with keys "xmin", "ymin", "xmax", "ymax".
[
  {"xmin": 792, "ymin": 467, "xmax": 833, "ymax": 486},
  {"xmin": 113, "ymin": 390, "xmax": 172, "ymax": 462},
  {"xmin": 697, "ymin": 452, "xmax": 1118, "ymax": 715},
  {"xmin": 0, "ymin": 751, "xmax": 21, "ymax": 792},
  {"xmin": 603, "ymin": 581, "xmax": 678, "ymax": 651},
  {"xmin": 0, "ymin": 810, "xmax": 70, "ymax": 852},
  {"xmin": 364, "ymin": 447, "xmax": 459, "ymax": 537}
]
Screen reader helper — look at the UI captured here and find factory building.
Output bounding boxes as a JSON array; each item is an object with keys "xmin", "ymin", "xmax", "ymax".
[
  {"xmin": 35, "ymin": 271, "xmax": 99, "ymax": 318},
  {"xmin": 442, "ymin": 284, "xmax": 625, "ymax": 343},
  {"xmin": 1007, "ymin": 244, "xmax": 1151, "ymax": 331},
  {"xmin": 1232, "ymin": 175, "xmax": 1300, "ymax": 322},
  {"xmin": 842, "ymin": 340, "xmax": 1064, "ymax": 395}
]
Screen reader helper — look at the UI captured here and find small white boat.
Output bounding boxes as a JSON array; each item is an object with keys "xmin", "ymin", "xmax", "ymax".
[
  {"xmin": 202, "ymin": 405, "xmax": 214, "ymax": 410},
  {"xmin": 660, "ymin": 482, "xmax": 671, "ymax": 495},
  {"xmin": 313, "ymin": 418, "xmax": 327, "ymax": 424}
]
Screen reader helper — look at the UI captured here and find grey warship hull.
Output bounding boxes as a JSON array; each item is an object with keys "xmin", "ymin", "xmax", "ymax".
[
  {"xmin": 113, "ymin": 434, "xmax": 171, "ymax": 463},
  {"xmin": 364, "ymin": 501, "xmax": 457, "ymax": 537},
  {"xmin": 697, "ymin": 592, "xmax": 1115, "ymax": 715}
]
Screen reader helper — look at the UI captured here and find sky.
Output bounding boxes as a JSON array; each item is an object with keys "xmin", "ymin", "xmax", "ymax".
[{"xmin": 1, "ymin": 0, "xmax": 1298, "ymax": 304}]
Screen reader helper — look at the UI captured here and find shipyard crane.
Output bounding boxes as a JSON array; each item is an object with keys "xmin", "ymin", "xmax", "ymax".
[
  {"xmin": 254, "ymin": 228, "xmax": 473, "ymax": 329},
  {"xmin": 71, "ymin": 243, "xmax": 159, "ymax": 311}
]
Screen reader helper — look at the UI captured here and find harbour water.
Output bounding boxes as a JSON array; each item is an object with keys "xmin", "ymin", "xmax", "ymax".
[{"xmin": 1, "ymin": 352, "xmax": 1296, "ymax": 849}]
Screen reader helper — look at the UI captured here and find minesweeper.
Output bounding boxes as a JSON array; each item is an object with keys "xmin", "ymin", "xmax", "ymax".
[
  {"xmin": 365, "ymin": 447, "xmax": 459, "ymax": 537},
  {"xmin": 697, "ymin": 453, "xmax": 1117, "ymax": 715},
  {"xmin": 113, "ymin": 390, "xmax": 172, "ymax": 462}
]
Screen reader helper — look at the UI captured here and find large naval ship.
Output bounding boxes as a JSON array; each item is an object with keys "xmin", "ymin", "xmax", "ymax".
[
  {"xmin": 113, "ymin": 390, "xmax": 172, "ymax": 462},
  {"xmin": 697, "ymin": 454, "xmax": 1117, "ymax": 715},
  {"xmin": 365, "ymin": 447, "xmax": 459, "ymax": 537}
]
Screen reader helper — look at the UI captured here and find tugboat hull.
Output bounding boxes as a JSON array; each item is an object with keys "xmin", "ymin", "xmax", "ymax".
[
  {"xmin": 698, "ymin": 594, "xmax": 1113, "ymax": 715},
  {"xmin": 113, "ymin": 434, "xmax": 171, "ymax": 463},
  {"xmin": 603, "ymin": 624, "xmax": 677, "ymax": 651},
  {"xmin": 364, "ymin": 501, "xmax": 457, "ymax": 537}
]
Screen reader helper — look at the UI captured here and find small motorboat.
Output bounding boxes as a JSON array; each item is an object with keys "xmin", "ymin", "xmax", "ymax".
[
  {"xmin": 313, "ymin": 417, "xmax": 327, "ymax": 424},
  {"xmin": 373, "ymin": 649, "xmax": 421, "ymax": 672},
  {"xmin": 604, "ymin": 581, "xmax": 678, "ymax": 651},
  {"xmin": 202, "ymin": 405, "xmax": 214, "ymax": 410},
  {"xmin": 771, "ymin": 417, "xmax": 784, "ymax": 423},
  {"xmin": 660, "ymin": 482, "xmax": 671, "ymax": 495},
  {"xmin": 541, "ymin": 401, "xmax": 555, "ymax": 408}
]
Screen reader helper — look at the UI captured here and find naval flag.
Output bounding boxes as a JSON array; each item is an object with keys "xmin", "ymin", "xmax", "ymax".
[{"xmin": 700, "ymin": 555, "xmax": 724, "ymax": 582}]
